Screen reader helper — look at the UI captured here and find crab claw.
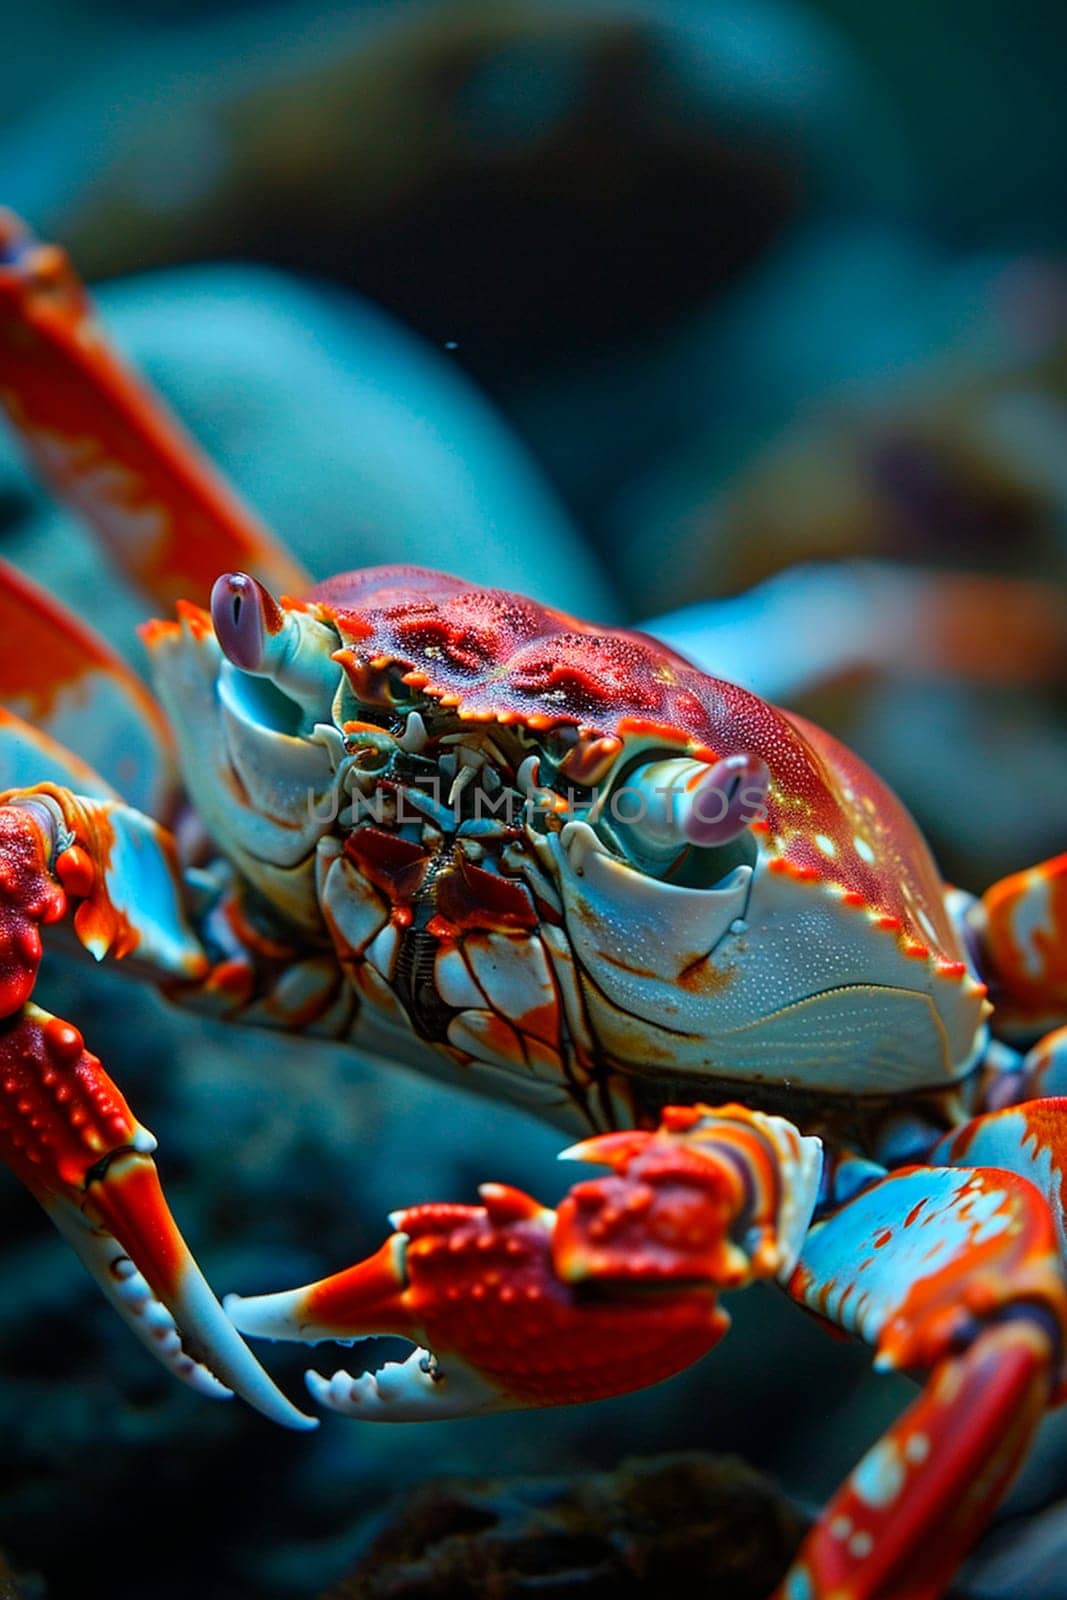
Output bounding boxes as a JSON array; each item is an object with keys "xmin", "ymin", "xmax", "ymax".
[
  {"xmin": 229, "ymin": 1107, "xmax": 820, "ymax": 1422},
  {"xmin": 228, "ymin": 1180, "xmax": 730, "ymax": 1421},
  {"xmin": 558, "ymin": 1104, "xmax": 822, "ymax": 1285},
  {"xmin": 0, "ymin": 1003, "xmax": 314, "ymax": 1428}
]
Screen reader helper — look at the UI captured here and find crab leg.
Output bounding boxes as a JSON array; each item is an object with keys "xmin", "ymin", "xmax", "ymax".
[
  {"xmin": 0, "ymin": 209, "xmax": 309, "ymax": 611},
  {"xmin": 0, "ymin": 557, "xmax": 175, "ymax": 817},
  {"xmin": 227, "ymin": 1104, "xmax": 822, "ymax": 1419},
  {"xmin": 0, "ymin": 790, "xmax": 314, "ymax": 1427},
  {"xmin": 976, "ymin": 851, "xmax": 1067, "ymax": 1037},
  {"xmin": 779, "ymin": 1162, "xmax": 1067, "ymax": 1599}
]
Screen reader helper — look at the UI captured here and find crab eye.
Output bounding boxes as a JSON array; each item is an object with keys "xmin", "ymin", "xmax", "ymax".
[
  {"xmin": 626, "ymin": 753, "xmax": 769, "ymax": 847},
  {"xmin": 211, "ymin": 572, "xmax": 281, "ymax": 672},
  {"xmin": 595, "ymin": 752, "xmax": 770, "ymax": 884},
  {"xmin": 211, "ymin": 571, "xmax": 341, "ymax": 729}
]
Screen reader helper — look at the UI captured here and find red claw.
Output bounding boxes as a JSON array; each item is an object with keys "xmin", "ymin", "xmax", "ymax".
[
  {"xmin": 553, "ymin": 1131, "xmax": 752, "ymax": 1290},
  {"xmin": 228, "ymin": 1106, "xmax": 819, "ymax": 1421},
  {"xmin": 229, "ymin": 1178, "xmax": 730, "ymax": 1421},
  {"xmin": 0, "ymin": 1001, "xmax": 314, "ymax": 1427}
]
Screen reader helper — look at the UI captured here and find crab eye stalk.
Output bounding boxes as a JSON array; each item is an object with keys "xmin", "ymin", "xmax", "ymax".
[
  {"xmin": 211, "ymin": 571, "xmax": 341, "ymax": 725},
  {"xmin": 601, "ymin": 752, "xmax": 770, "ymax": 881},
  {"xmin": 211, "ymin": 572, "xmax": 278, "ymax": 672},
  {"xmin": 675, "ymin": 753, "xmax": 771, "ymax": 848}
]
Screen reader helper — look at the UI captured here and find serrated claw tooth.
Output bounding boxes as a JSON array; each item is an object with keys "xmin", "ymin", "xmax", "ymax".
[{"xmin": 304, "ymin": 1344, "xmax": 503, "ymax": 1422}]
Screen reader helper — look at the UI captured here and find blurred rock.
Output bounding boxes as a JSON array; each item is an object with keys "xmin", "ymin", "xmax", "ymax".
[
  {"xmin": 3, "ymin": 0, "xmax": 905, "ymax": 381},
  {"xmin": 324, "ymin": 1452, "xmax": 807, "ymax": 1600},
  {"xmin": 0, "ymin": 1552, "xmax": 34, "ymax": 1600},
  {"xmin": 0, "ymin": 0, "xmax": 911, "ymax": 526},
  {"xmin": 957, "ymin": 1497, "xmax": 1067, "ymax": 1600},
  {"xmin": 647, "ymin": 251, "xmax": 1067, "ymax": 603}
]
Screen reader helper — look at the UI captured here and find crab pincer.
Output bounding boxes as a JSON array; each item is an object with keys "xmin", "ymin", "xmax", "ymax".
[
  {"xmin": 0, "ymin": 794, "xmax": 314, "ymax": 1427},
  {"xmin": 228, "ymin": 1106, "xmax": 820, "ymax": 1421}
]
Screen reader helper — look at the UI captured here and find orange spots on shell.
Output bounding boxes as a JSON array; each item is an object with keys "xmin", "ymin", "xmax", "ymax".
[{"xmin": 677, "ymin": 954, "xmax": 736, "ymax": 996}]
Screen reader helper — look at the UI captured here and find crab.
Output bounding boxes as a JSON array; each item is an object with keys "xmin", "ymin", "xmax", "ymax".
[{"xmin": 2, "ymin": 211, "xmax": 1067, "ymax": 1600}]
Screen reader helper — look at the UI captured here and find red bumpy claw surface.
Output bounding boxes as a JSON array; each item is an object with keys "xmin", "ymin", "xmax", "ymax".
[
  {"xmin": 0, "ymin": 799, "xmax": 313, "ymax": 1426},
  {"xmin": 227, "ymin": 1105, "xmax": 817, "ymax": 1420},
  {"xmin": 0, "ymin": 802, "xmax": 65, "ymax": 1015}
]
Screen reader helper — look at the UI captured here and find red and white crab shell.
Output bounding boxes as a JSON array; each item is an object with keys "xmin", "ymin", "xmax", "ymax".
[{"xmin": 147, "ymin": 564, "xmax": 989, "ymax": 1130}]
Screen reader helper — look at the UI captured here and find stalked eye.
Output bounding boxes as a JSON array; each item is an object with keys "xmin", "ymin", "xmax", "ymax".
[
  {"xmin": 594, "ymin": 751, "xmax": 770, "ymax": 885},
  {"xmin": 210, "ymin": 572, "xmax": 282, "ymax": 672},
  {"xmin": 619, "ymin": 752, "xmax": 770, "ymax": 850},
  {"xmin": 211, "ymin": 571, "xmax": 342, "ymax": 729}
]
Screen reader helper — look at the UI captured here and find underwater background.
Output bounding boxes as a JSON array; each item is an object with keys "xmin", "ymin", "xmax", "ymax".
[{"xmin": 0, "ymin": 0, "xmax": 1066, "ymax": 1594}]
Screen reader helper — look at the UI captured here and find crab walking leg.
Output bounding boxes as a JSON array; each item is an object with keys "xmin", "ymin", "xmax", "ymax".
[
  {"xmin": 931, "ymin": 1096, "xmax": 1067, "ymax": 1251},
  {"xmin": 0, "ymin": 558, "xmax": 175, "ymax": 817},
  {"xmin": 778, "ymin": 1164, "xmax": 1067, "ymax": 1600},
  {"xmin": 0, "ymin": 709, "xmax": 120, "ymax": 805},
  {"xmin": 0, "ymin": 210, "xmax": 310, "ymax": 611},
  {"xmin": 227, "ymin": 1104, "xmax": 822, "ymax": 1420},
  {"xmin": 645, "ymin": 559, "xmax": 1067, "ymax": 702},
  {"xmin": 0, "ymin": 792, "xmax": 315, "ymax": 1427},
  {"xmin": 976, "ymin": 852, "xmax": 1067, "ymax": 1037}
]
